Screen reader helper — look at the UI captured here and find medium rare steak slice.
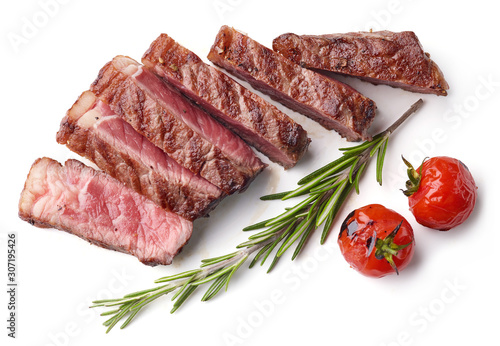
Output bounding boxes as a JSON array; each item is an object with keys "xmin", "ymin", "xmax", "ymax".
[
  {"xmin": 56, "ymin": 90, "xmax": 223, "ymax": 221},
  {"xmin": 18, "ymin": 157, "xmax": 193, "ymax": 266},
  {"xmin": 207, "ymin": 26, "xmax": 376, "ymax": 141},
  {"xmin": 142, "ymin": 34, "xmax": 310, "ymax": 169},
  {"xmin": 272, "ymin": 31, "xmax": 449, "ymax": 96},
  {"xmin": 90, "ymin": 56, "xmax": 265, "ymax": 195}
]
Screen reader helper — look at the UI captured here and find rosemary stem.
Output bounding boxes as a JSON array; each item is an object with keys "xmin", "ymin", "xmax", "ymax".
[
  {"xmin": 199, "ymin": 232, "xmax": 283, "ymax": 278},
  {"xmin": 383, "ymin": 99, "xmax": 423, "ymax": 136}
]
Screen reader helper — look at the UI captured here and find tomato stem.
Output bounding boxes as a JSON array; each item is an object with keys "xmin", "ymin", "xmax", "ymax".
[
  {"xmin": 402, "ymin": 156, "xmax": 426, "ymax": 196},
  {"xmin": 374, "ymin": 221, "xmax": 413, "ymax": 275}
]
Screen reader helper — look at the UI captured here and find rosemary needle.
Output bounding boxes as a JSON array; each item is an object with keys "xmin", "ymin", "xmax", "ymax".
[{"xmin": 91, "ymin": 99, "xmax": 423, "ymax": 332}]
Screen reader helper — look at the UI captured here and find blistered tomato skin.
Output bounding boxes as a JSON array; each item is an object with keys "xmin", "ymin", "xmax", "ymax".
[
  {"xmin": 406, "ymin": 157, "xmax": 477, "ymax": 231},
  {"xmin": 338, "ymin": 204, "xmax": 415, "ymax": 278}
]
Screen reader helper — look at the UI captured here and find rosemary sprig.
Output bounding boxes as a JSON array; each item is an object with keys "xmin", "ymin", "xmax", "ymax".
[{"xmin": 91, "ymin": 99, "xmax": 423, "ymax": 332}]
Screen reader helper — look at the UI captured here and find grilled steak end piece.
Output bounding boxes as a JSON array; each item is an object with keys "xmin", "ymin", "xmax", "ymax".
[
  {"xmin": 19, "ymin": 157, "xmax": 193, "ymax": 266},
  {"xmin": 273, "ymin": 31, "xmax": 449, "ymax": 96},
  {"xmin": 56, "ymin": 90, "xmax": 224, "ymax": 221},
  {"xmin": 208, "ymin": 26, "xmax": 376, "ymax": 142},
  {"xmin": 142, "ymin": 33, "xmax": 311, "ymax": 169}
]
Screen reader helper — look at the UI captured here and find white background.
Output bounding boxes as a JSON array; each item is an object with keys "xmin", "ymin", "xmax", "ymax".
[{"xmin": 1, "ymin": 0, "xmax": 498, "ymax": 345}]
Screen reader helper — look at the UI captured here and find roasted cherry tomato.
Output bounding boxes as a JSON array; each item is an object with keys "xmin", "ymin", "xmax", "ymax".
[
  {"xmin": 338, "ymin": 204, "xmax": 415, "ymax": 278},
  {"xmin": 403, "ymin": 156, "xmax": 477, "ymax": 231}
]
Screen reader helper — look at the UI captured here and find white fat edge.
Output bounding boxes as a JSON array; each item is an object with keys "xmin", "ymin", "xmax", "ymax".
[{"xmin": 77, "ymin": 108, "xmax": 101, "ymax": 129}]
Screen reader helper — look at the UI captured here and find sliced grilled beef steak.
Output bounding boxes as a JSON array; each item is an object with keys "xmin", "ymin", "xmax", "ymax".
[
  {"xmin": 142, "ymin": 34, "xmax": 310, "ymax": 169},
  {"xmin": 90, "ymin": 56, "xmax": 265, "ymax": 194},
  {"xmin": 272, "ymin": 31, "xmax": 449, "ymax": 96},
  {"xmin": 56, "ymin": 90, "xmax": 223, "ymax": 221},
  {"xmin": 18, "ymin": 157, "xmax": 193, "ymax": 266},
  {"xmin": 207, "ymin": 26, "xmax": 376, "ymax": 141}
]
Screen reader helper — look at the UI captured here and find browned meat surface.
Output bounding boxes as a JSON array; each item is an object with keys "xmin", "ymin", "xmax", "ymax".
[
  {"xmin": 142, "ymin": 34, "xmax": 310, "ymax": 169},
  {"xmin": 273, "ymin": 31, "xmax": 449, "ymax": 96},
  {"xmin": 90, "ymin": 56, "xmax": 266, "ymax": 195},
  {"xmin": 19, "ymin": 157, "xmax": 193, "ymax": 266},
  {"xmin": 56, "ymin": 91, "xmax": 224, "ymax": 221},
  {"xmin": 208, "ymin": 26, "xmax": 376, "ymax": 141}
]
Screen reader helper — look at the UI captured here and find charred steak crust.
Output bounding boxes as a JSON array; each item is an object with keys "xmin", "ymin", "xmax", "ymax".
[
  {"xmin": 142, "ymin": 34, "xmax": 310, "ymax": 169},
  {"xmin": 56, "ymin": 91, "xmax": 224, "ymax": 221},
  {"xmin": 90, "ymin": 56, "xmax": 265, "ymax": 195},
  {"xmin": 19, "ymin": 157, "xmax": 193, "ymax": 266},
  {"xmin": 207, "ymin": 26, "xmax": 376, "ymax": 142},
  {"xmin": 272, "ymin": 31, "xmax": 449, "ymax": 96}
]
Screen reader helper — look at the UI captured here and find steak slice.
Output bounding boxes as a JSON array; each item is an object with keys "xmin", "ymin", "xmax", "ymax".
[
  {"xmin": 272, "ymin": 31, "xmax": 449, "ymax": 96},
  {"xmin": 56, "ymin": 90, "xmax": 223, "ymax": 221},
  {"xmin": 18, "ymin": 157, "xmax": 193, "ymax": 266},
  {"xmin": 90, "ymin": 56, "xmax": 265, "ymax": 195},
  {"xmin": 207, "ymin": 26, "xmax": 376, "ymax": 141},
  {"xmin": 142, "ymin": 34, "xmax": 310, "ymax": 169}
]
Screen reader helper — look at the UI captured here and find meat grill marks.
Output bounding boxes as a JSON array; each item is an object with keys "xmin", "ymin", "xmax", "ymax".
[
  {"xmin": 208, "ymin": 26, "xmax": 376, "ymax": 142},
  {"xmin": 272, "ymin": 31, "xmax": 449, "ymax": 96},
  {"xmin": 142, "ymin": 34, "xmax": 310, "ymax": 169},
  {"xmin": 56, "ymin": 90, "xmax": 223, "ymax": 221},
  {"xmin": 90, "ymin": 56, "xmax": 266, "ymax": 195},
  {"xmin": 18, "ymin": 157, "xmax": 193, "ymax": 266}
]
